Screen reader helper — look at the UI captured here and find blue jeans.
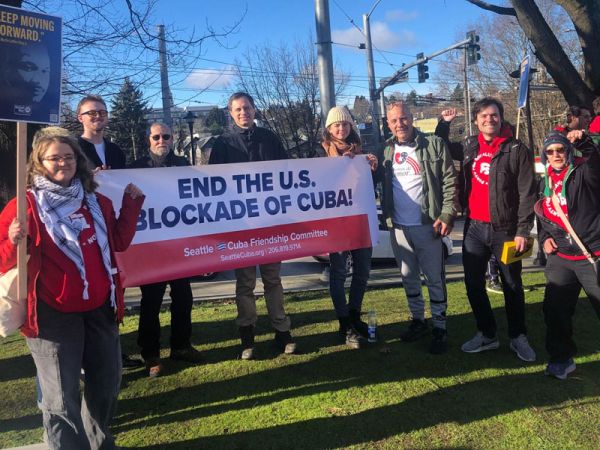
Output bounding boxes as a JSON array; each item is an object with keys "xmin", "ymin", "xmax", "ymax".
[
  {"xmin": 329, "ymin": 247, "xmax": 372, "ymax": 317},
  {"xmin": 26, "ymin": 300, "xmax": 121, "ymax": 450},
  {"xmin": 462, "ymin": 219, "xmax": 527, "ymax": 339}
]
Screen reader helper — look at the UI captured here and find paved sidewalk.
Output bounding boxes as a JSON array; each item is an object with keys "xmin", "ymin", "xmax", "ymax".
[{"xmin": 122, "ymin": 217, "xmax": 544, "ymax": 308}]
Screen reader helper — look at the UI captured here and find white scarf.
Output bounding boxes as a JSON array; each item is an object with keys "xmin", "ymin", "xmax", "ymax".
[{"xmin": 32, "ymin": 176, "xmax": 116, "ymax": 308}]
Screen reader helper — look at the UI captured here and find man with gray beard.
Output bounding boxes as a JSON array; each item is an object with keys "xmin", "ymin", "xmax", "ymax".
[{"xmin": 130, "ymin": 123, "xmax": 203, "ymax": 377}]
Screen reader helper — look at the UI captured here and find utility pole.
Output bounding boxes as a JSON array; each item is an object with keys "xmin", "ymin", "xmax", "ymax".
[
  {"xmin": 363, "ymin": 13, "xmax": 380, "ymax": 146},
  {"xmin": 158, "ymin": 24, "xmax": 173, "ymax": 128},
  {"xmin": 463, "ymin": 48, "xmax": 472, "ymax": 137},
  {"xmin": 314, "ymin": 0, "xmax": 335, "ymax": 123}
]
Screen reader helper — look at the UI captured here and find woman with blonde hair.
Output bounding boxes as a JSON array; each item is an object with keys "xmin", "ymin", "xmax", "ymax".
[
  {"xmin": 322, "ymin": 106, "xmax": 378, "ymax": 348},
  {"xmin": 0, "ymin": 130, "xmax": 144, "ymax": 449}
]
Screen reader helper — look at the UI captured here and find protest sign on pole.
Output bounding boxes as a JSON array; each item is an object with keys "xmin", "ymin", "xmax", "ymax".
[
  {"xmin": 517, "ymin": 54, "xmax": 530, "ymax": 110},
  {"xmin": 1, "ymin": 4, "xmax": 62, "ymax": 302},
  {"xmin": 96, "ymin": 157, "xmax": 379, "ymax": 287},
  {"xmin": 0, "ymin": 4, "xmax": 62, "ymax": 124}
]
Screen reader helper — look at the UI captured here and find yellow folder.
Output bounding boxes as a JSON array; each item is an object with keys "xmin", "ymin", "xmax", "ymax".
[{"xmin": 500, "ymin": 238, "xmax": 534, "ymax": 265}]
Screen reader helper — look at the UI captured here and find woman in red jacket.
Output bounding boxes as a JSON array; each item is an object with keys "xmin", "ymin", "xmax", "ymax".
[{"xmin": 0, "ymin": 132, "xmax": 144, "ymax": 450}]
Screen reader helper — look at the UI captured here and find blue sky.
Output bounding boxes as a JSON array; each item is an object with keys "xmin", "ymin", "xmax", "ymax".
[{"xmin": 148, "ymin": 0, "xmax": 490, "ymax": 108}]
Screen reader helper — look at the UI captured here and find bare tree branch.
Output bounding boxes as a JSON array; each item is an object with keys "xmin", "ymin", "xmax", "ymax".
[{"xmin": 466, "ymin": 0, "xmax": 517, "ymax": 16}]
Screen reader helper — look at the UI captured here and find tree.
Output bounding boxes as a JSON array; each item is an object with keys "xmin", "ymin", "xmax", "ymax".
[
  {"xmin": 406, "ymin": 90, "xmax": 418, "ymax": 106},
  {"xmin": 352, "ymin": 96, "xmax": 370, "ymax": 123},
  {"xmin": 110, "ymin": 78, "xmax": 148, "ymax": 164},
  {"xmin": 451, "ymin": 84, "xmax": 464, "ymax": 103},
  {"xmin": 0, "ymin": 0, "xmax": 245, "ymax": 207},
  {"xmin": 235, "ymin": 35, "xmax": 348, "ymax": 158},
  {"xmin": 466, "ymin": 0, "xmax": 600, "ymax": 107},
  {"xmin": 205, "ymin": 107, "xmax": 226, "ymax": 136}
]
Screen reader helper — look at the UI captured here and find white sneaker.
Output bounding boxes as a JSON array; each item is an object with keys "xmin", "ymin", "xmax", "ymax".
[
  {"xmin": 461, "ymin": 332, "xmax": 500, "ymax": 353},
  {"xmin": 510, "ymin": 334, "xmax": 536, "ymax": 362}
]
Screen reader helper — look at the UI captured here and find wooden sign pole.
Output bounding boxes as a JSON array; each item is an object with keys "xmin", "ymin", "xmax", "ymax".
[{"xmin": 16, "ymin": 121, "xmax": 27, "ymax": 302}]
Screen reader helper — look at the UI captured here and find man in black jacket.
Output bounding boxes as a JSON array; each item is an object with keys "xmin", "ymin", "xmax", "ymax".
[
  {"xmin": 77, "ymin": 94, "xmax": 144, "ymax": 369},
  {"xmin": 209, "ymin": 92, "xmax": 295, "ymax": 360},
  {"xmin": 77, "ymin": 94, "xmax": 127, "ymax": 170},
  {"xmin": 131, "ymin": 123, "xmax": 203, "ymax": 377},
  {"xmin": 459, "ymin": 98, "xmax": 537, "ymax": 362}
]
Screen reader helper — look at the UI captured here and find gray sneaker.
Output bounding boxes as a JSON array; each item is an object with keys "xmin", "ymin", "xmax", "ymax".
[
  {"xmin": 510, "ymin": 334, "xmax": 536, "ymax": 362},
  {"xmin": 461, "ymin": 332, "xmax": 500, "ymax": 353}
]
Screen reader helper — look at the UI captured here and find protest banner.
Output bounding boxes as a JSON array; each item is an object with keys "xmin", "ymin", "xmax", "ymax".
[
  {"xmin": 96, "ymin": 156, "xmax": 379, "ymax": 287},
  {"xmin": 0, "ymin": 4, "xmax": 62, "ymax": 124}
]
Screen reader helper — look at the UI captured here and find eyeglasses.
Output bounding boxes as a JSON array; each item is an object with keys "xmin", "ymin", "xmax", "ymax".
[
  {"xmin": 151, "ymin": 134, "xmax": 172, "ymax": 141},
  {"xmin": 43, "ymin": 155, "xmax": 76, "ymax": 164},
  {"xmin": 80, "ymin": 110, "xmax": 108, "ymax": 118},
  {"xmin": 545, "ymin": 148, "xmax": 566, "ymax": 156}
]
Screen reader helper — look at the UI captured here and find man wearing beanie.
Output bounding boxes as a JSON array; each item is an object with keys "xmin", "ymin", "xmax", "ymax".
[
  {"xmin": 379, "ymin": 101, "xmax": 457, "ymax": 354},
  {"xmin": 130, "ymin": 123, "xmax": 204, "ymax": 377},
  {"xmin": 209, "ymin": 92, "xmax": 295, "ymax": 360},
  {"xmin": 459, "ymin": 97, "xmax": 537, "ymax": 362},
  {"xmin": 535, "ymin": 129, "xmax": 600, "ymax": 379}
]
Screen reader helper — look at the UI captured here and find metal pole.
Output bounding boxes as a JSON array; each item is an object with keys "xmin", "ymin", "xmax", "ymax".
[
  {"xmin": 187, "ymin": 121, "xmax": 196, "ymax": 165},
  {"xmin": 158, "ymin": 25, "xmax": 173, "ymax": 128},
  {"xmin": 363, "ymin": 13, "xmax": 380, "ymax": 146},
  {"xmin": 466, "ymin": 61, "xmax": 472, "ymax": 135},
  {"xmin": 314, "ymin": 0, "xmax": 336, "ymax": 122},
  {"xmin": 379, "ymin": 90, "xmax": 386, "ymax": 121},
  {"xmin": 525, "ymin": 84, "xmax": 535, "ymax": 152},
  {"xmin": 463, "ymin": 48, "xmax": 470, "ymax": 138}
]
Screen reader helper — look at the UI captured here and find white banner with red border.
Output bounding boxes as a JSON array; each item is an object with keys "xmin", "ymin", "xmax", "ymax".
[{"xmin": 96, "ymin": 156, "xmax": 379, "ymax": 287}]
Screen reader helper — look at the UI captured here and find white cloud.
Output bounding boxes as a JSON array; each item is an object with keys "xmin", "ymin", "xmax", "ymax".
[
  {"xmin": 385, "ymin": 9, "xmax": 418, "ymax": 22},
  {"xmin": 185, "ymin": 67, "xmax": 233, "ymax": 90},
  {"xmin": 332, "ymin": 22, "xmax": 416, "ymax": 50}
]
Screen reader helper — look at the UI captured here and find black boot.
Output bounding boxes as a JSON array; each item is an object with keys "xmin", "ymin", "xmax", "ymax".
[
  {"xmin": 239, "ymin": 325, "xmax": 255, "ymax": 360},
  {"xmin": 349, "ymin": 309, "xmax": 369, "ymax": 339},
  {"xmin": 339, "ymin": 316, "xmax": 361, "ymax": 349},
  {"xmin": 274, "ymin": 330, "xmax": 297, "ymax": 354}
]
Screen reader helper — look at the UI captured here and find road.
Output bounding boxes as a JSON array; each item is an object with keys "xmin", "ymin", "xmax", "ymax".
[{"xmin": 123, "ymin": 218, "xmax": 544, "ymax": 307}]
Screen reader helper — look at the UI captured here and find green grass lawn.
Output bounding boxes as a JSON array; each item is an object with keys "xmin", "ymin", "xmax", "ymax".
[{"xmin": 2, "ymin": 272, "xmax": 600, "ymax": 449}]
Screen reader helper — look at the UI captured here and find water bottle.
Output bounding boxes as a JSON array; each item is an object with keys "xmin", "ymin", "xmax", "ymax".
[{"xmin": 367, "ymin": 310, "xmax": 377, "ymax": 343}]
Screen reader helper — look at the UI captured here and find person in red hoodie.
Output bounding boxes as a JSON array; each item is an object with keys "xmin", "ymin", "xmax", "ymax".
[
  {"xmin": 0, "ymin": 132, "xmax": 144, "ymax": 450},
  {"xmin": 458, "ymin": 98, "xmax": 537, "ymax": 362}
]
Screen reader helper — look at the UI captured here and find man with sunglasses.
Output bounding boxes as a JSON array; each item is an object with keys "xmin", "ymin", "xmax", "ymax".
[
  {"xmin": 77, "ymin": 94, "xmax": 126, "ymax": 170},
  {"xmin": 130, "ymin": 123, "xmax": 203, "ymax": 377}
]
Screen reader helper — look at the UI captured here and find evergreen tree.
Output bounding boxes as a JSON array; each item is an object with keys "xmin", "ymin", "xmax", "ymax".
[
  {"xmin": 451, "ymin": 84, "xmax": 463, "ymax": 103},
  {"xmin": 110, "ymin": 78, "xmax": 149, "ymax": 164},
  {"xmin": 405, "ymin": 90, "xmax": 418, "ymax": 106},
  {"xmin": 204, "ymin": 107, "xmax": 226, "ymax": 136}
]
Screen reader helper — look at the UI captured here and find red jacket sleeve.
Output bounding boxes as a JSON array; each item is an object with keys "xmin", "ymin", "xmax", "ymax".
[
  {"xmin": 102, "ymin": 192, "xmax": 145, "ymax": 253},
  {"xmin": 0, "ymin": 199, "xmax": 18, "ymax": 273}
]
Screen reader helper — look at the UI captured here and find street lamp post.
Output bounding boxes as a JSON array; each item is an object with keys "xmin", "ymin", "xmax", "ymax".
[{"xmin": 184, "ymin": 110, "xmax": 197, "ymax": 165}]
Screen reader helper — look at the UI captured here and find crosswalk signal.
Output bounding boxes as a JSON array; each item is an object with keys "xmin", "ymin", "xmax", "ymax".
[
  {"xmin": 467, "ymin": 31, "xmax": 481, "ymax": 65},
  {"xmin": 417, "ymin": 52, "xmax": 429, "ymax": 83}
]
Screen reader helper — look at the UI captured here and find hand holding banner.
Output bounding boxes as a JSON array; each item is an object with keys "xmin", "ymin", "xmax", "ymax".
[{"xmin": 96, "ymin": 156, "xmax": 379, "ymax": 287}]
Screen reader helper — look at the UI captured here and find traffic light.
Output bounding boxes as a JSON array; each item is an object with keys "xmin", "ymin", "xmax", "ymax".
[
  {"xmin": 417, "ymin": 52, "xmax": 429, "ymax": 83},
  {"xmin": 467, "ymin": 31, "xmax": 481, "ymax": 65}
]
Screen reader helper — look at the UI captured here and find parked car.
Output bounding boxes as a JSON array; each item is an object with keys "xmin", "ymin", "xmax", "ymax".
[{"xmin": 314, "ymin": 208, "xmax": 454, "ymax": 272}]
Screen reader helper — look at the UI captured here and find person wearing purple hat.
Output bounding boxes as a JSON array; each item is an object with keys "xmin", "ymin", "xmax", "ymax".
[{"xmin": 535, "ymin": 129, "xmax": 600, "ymax": 379}]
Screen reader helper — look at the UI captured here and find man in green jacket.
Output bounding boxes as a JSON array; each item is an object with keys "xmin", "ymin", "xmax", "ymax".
[{"xmin": 379, "ymin": 101, "xmax": 457, "ymax": 354}]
